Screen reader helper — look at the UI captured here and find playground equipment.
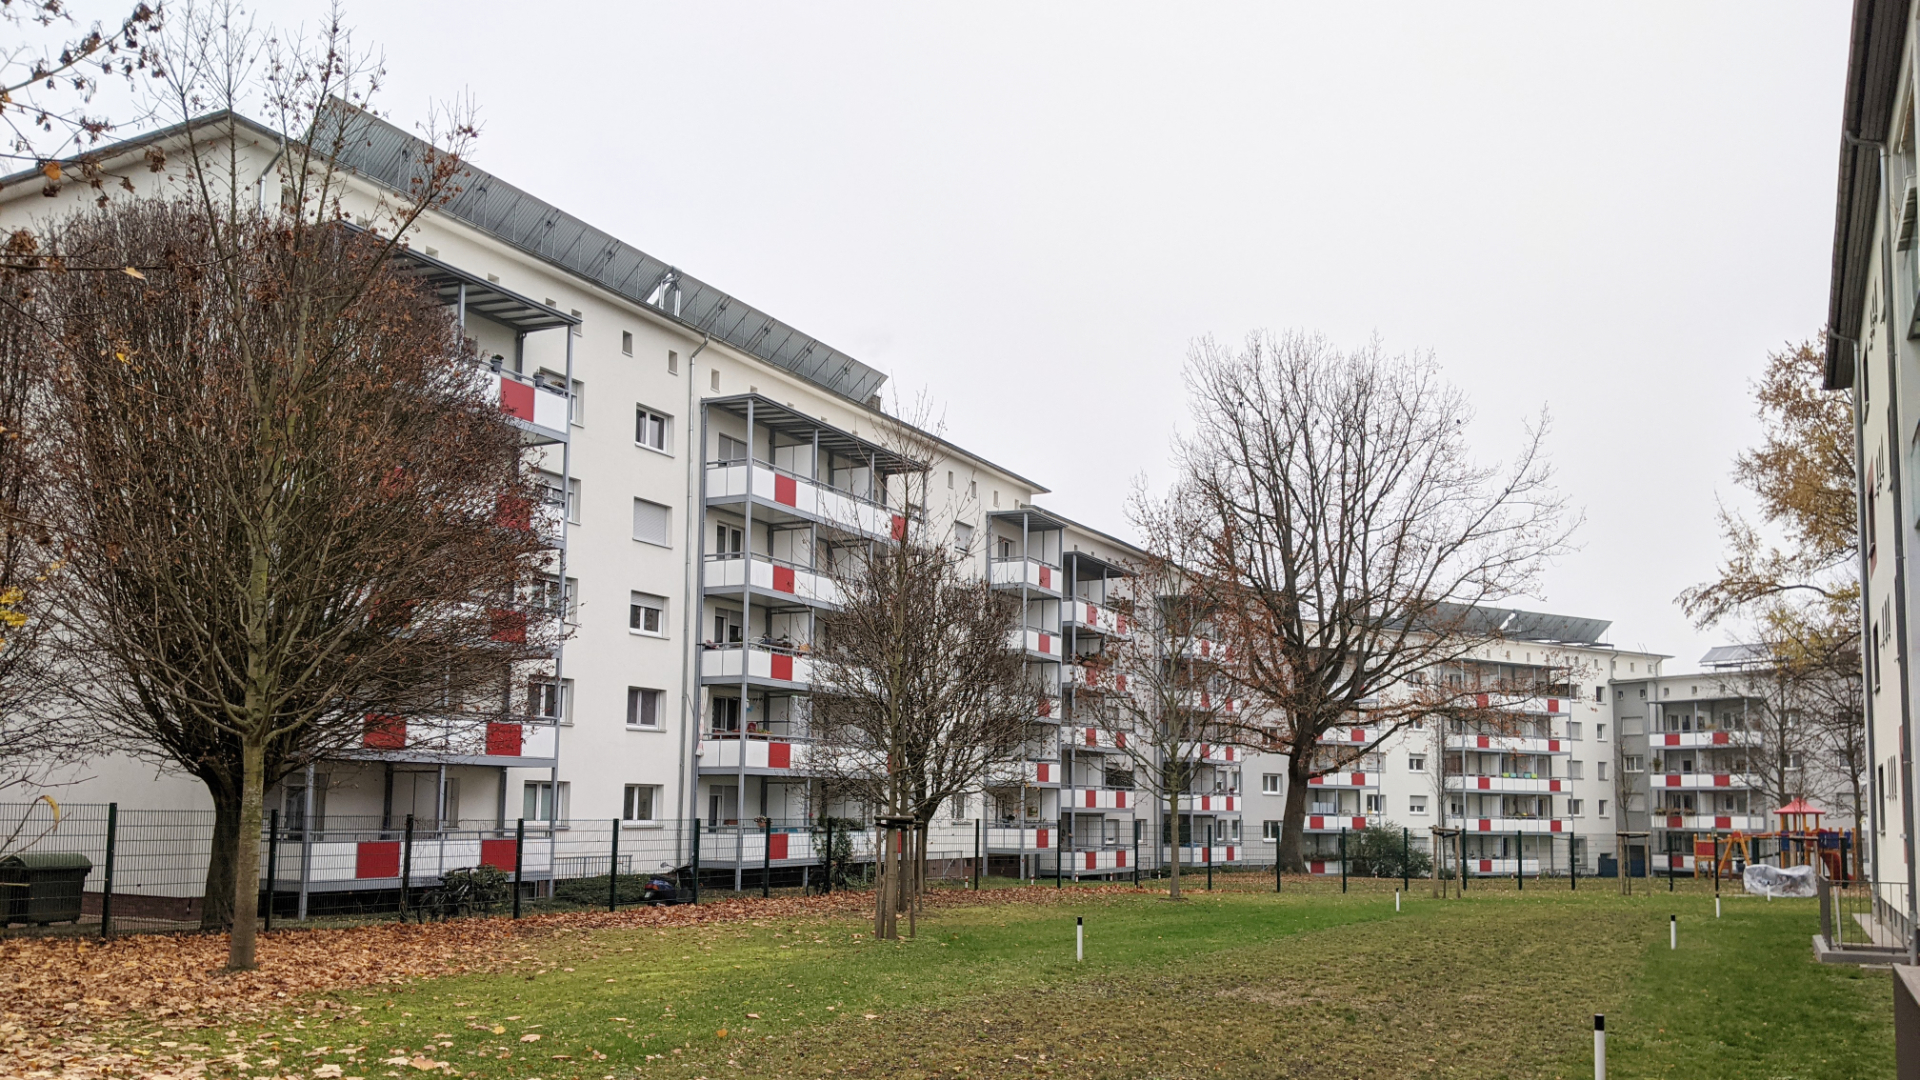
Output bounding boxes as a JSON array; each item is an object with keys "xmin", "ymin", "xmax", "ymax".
[{"xmin": 1691, "ymin": 799, "xmax": 1852, "ymax": 882}]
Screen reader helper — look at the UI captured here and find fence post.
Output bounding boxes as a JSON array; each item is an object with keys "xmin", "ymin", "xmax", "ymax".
[
  {"xmin": 609, "ymin": 818, "xmax": 620, "ymax": 913},
  {"xmin": 264, "ymin": 807, "xmax": 278, "ymax": 934},
  {"xmin": 1571, "ymin": 834, "xmax": 1578, "ymax": 891},
  {"xmin": 1207, "ymin": 823, "xmax": 1214, "ymax": 892},
  {"xmin": 1403, "ymin": 827, "xmax": 1410, "ymax": 894},
  {"xmin": 690, "ymin": 817, "xmax": 701, "ymax": 905},
  {"xmin": 511, "ymin": 818, "xmax": 525, "ymax": 919},
  {"xmin": 100, "ymin": 802, "xmax": 118, "ymax": 939},
  {"xmin": 1459, "ymin": 828, "xmax": 1467, "ymax": 892},
  {"xmin": 1274, "ymin": 830, "xmax": 1282, "ymax": 893},
  {"xmin": 1516, "ymin": 832, "xmax": 1523, "ymax": 891},
  {"xmin": 974, "ymin": 819, "xmax": 982, "ymax": 890},
  {"xmin": 821, "ymin": 818, "xmax": 831, "ymax": 896},
  {"xmin": 400, "ymin": 813, "xmax": 415, "ymax": 921},
  {"xmin": 1134, "ymin": 819, "xmax": 1142, "ymax": 887},
  {"xmin": 1055, "ymin": 823, "xmax": 1063, "ymax": 889},
  {"xmin": 762, "ymin": 817, "xmax": 772, "ymax": 899},
  {"xmin": 1339, "ymin": 828, "xmax": 1347, "ymax": 894},
  {"xmin": 1668, "ymin": 834, "xmax": 1676, "ymax": 893}
]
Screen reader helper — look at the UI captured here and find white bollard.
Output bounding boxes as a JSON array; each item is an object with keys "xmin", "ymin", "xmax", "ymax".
[
  {"xmin": 1716, "ymin": 896, "xmax": 1721, "ymax": 919},
  {"xmin": 1076, "ymin": 916, "xmax": 1083, "ymax": 962},
  {"xmin": 1396, "ymin": 890, "xmax": 1401, "ymax": 912},
  {"xmin": 1670, "ymin": 914, "xmax": 1677, "ymax": 950},
  {"xmin": 1594, "ymin": 1014, "xmax": 1606, "ymax": 1079}
]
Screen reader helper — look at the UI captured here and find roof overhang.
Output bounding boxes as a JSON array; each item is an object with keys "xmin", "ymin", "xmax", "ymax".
[
  {"xmin": 707, "ymin": 393, "xmax": 924, "ymax": 475},
  {"xmin": 1824, "ymin": 0, "xmax": 1909, "ymax": 390}
]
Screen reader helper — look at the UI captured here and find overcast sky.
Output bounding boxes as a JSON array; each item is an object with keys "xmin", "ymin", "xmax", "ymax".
[{"xmin": 247, "ymin": 1, "xmax": 1850, "ymax": 666}]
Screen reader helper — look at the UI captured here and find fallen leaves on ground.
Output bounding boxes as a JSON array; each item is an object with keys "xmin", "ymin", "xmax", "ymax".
[{"xmin": 0, "ymin": 883, "xmax": 1148, "ymax": 1078}]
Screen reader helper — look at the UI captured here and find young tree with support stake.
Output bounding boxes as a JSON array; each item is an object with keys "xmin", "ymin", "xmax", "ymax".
[
  {"xmin": 1073, "ymin": 487, "xmax": 1257, "ymax": 900},
  {"xmin": 807, "ymin": 407, "xmax": 1032, "ymax": 940},
  {"xmin": 1175, "ymin": 330, "xmax": 1575, "ymax": 873}
]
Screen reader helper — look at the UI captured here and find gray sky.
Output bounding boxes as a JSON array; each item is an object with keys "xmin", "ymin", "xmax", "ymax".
[{"xmin": 260, "ymin": 1, "xmax": 1849, "ymax": 667}]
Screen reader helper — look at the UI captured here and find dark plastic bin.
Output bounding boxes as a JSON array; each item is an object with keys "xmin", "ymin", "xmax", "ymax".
[{"xmin": 0, "ymin": 852, "xmax": 93, "ymax": 925}]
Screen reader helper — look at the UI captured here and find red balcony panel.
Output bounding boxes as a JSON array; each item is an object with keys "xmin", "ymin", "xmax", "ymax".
[
  {"xmin": 1668, "ymin": 815, "xmax": 1684, "ymax": 827},
  {"xmin": 1478, "ymin": 818, "xmax": 1491, "ymax": 832},
  {"xmin": 770, "ymin": 833, "xmax": 789, "ymax": 860},
  {"xmin": 1117, "ymin": 790, "xmax": 1128, "ymax": 808},
  {"xmin": 890, "ymin": 515, "xmax": 907, "ymax": 541},
  {"xmin": 1663, "ymin": 734, "xmax": 1680, "ymax": 746},
  {"xmin": 1117, "ymin": 732, "xmax": 1127, "ymax": 749},
  {"xmin": 1117, "ymin": 615, "xmax": 1128, "ymax": 634},
  {"xmin": 1478, "ymin": 859, "xmax": 1493, "ymax": 873},
  {"xmin": 1353, "ymin": 772, "xmax": 1366, "ymax": 784},
  {"xmin": 1036, "ymin": 827, "xmax": 1049, "ymax": 849},
  {"xmin": 1227, "ymin": 846, "xmax": 1236, "ymax": 861},
  {"xmin": 495, "ymin": 495, "xmax": 532, "ymax": 531},
  {"xmin": 771, "ymin": 565, "xmax": 796, "ymax": 593},
  {"xmin": 1714, "ymin": 774, "xmax": 1730, "ymax": 787},
  {"xmin": 1115, "ymin": 673, "xmax": 1128, "ymax": 692},
  {"xmin": 1035, "ymin": 762, "xmax": 1050, "ymax": 783},
  {"xmin": 1477, "ymin": 777, "xmax": 1490, "ymax": 789},
  {"xmin": 1475, "ymin": 735, "xmax": 1490, "ymax": 749},
  {"xmin": 768, "ymin": 742, "xmax": 792, "ymax": 769},
  {"xmin": 1309, "ymin": 816, "xmax": 1326, "ymax": 830},
  {"xmin": 1548, "ymin": 698, "xmax": 1561, "ymax": 713},
  {"xmin": 1549, "ymin": 739, "xmax": 1561, "ymax": 752},
  {"xmin": 490, "ymin": 609, "xmax": 527, "ymax": 643},
  {"xmin": 1351, "ymin": 818, "xmax": 1366, "ymax": 830},
  {"xmin": 480, "ymin": 838, "xmax": 518, "ymax": 872},
  {"xmin": 1037, "ymin": 696, "xmax": 1053, "ymax": 717},
  {"xmin": 1086, "ymin": 852, "xmax": 1098, "ymax": 870},
  {"xmin": 1713, "ymin": 732, "xmax": 1730, "ymax": 745},
  {"xmin": 1550, "ymin": 820, "xmax": 1564, "ymax": 833},
  {"xmin": 1665, "ymin": 774, "xmax": 1681, "ymax": 787},
  {"xmin": 1116, "ymin": 849, "xmax": 1128, "ymax": 867},
  {"xmin": 1039, "ymin": 566, "xmax": 1052, "ymax": 589},
  {"xmin": 363, "ymin": 715, "xmax": 406, "ymax": 750},
  {"xmin": 1715, "ymin": 815, "xmax": 1732, "ymax": 829},
  {"xmin": 498, "ymin": 378, "xmax": 535, "ymax": 421},
  {"xmin": 356, "ymin": 841, "xmax": 401, "ymax": 879},
  {"xmin": 1309, "ymin": 776, "xmax": 1324, "ymax": 786},
  {"xmin": 1309, "ymin": 860, "xmax": 1326, "ymax": 874},
  {"xmin": 1476, "ymin": 693, "xmax": 1489, "ymax": 708},
  {"xmin": 485, "ymin": 722, "xmax": 522, "ymax": 757},
  {"xmin": 1084, "ymin": 603, "xmax": 1097, "ymax": 623},
  {"xmin": 1085, "ymin": 790, "xmax": 1096, "ymax": 809},
  {"xmin": 1038, "ymin": 633, "xmax": 1052, "ymax": 655},
  {"xmin": 1351, "ymin": 728, "xmax": 1365, "ymax": 742},
  {"xmin": 774, "ymin": 474, "xmax": 797, "ymax": 507},
  {"xmin": 770, "ymin": 653, "xmax": 794, "ymax": 681},
  {"xmin": 1085, "ymin": 728, "xmax": 1097, "ymax": 747}
]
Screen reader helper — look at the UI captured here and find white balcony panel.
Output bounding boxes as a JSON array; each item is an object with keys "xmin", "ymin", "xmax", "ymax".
[
  {"xmin": 705, "ymin": 555, "xmax": 843, "ymax": 608},
  {"xmin": 1649, "ymin": 730, "xmax": 1762, "ymax": 749},
  {"xmin": 1179, "ymin": 794, "xmax": 1241, "ymax": 812},
  {"xmin": 991, "ymin": 557, "xmax": 1063, "ymax": 595},
  {"xmin": 1066, "ymin": 598, "xmax": 1129, "ymax": 636},
  {"xmin": 700, "ymin": 644, "xmax": 813, "ymax": 687},
  {"xmin": 1652, "ymin": 773, "xmax": 1760, "ymax": 792},
  {"xmin": 1444, "ymin": 734, "xmax": 1570, "ymax": 755},
  {"xmin": 1444, "ymin": 775, "xmax": 1568, "ymax": 794}
]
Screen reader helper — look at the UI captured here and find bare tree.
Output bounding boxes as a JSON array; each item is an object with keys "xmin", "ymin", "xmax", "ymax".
[
  {"xmin": 808, "ymin": 411, "xmax": 1032, "ymax": 940},
  {"xmin": 1176, "ymin": 330, "xmax": 1576, "ymax": 871},
  {"xmin": 1074, "ymin": 487, "xmax": 1256, "ymax": 899},
  {"xmin": 1, "ymin": 0, "xmax": 161, "ymax": 200}
]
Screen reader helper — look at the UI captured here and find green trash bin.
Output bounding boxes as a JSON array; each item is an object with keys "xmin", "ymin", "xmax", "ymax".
[{"xmin": 0, "ymin": 852, "xmax": 94, "ymax": 926}]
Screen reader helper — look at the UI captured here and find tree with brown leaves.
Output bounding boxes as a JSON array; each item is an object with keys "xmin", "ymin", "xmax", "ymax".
[
  {"xmin": 1176, "ymin": 330, "xmax": 1576, "ymax": 872},
  {"xmin": 1, "ymin": 0, "xmax": 161, "ymax": 201}
]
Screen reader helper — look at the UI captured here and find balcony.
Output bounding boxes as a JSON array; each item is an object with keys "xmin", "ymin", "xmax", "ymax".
[
  {"xmin": 1069, "ymin": 726, "xmax": 1131, "ymax": 751},
  {"xmin": 1010, "ymin": 627, "xmax": 1063, "ymax": 661},
  {"xmin": 985, "ymin": 824, "xmax": 1055, "ymax": 852},
  {"xmin": 1444, "ymin": 775, "xmax": 1568, "ymax": 795},
  {"xmin": 1180, "ymin": 793, "xmax": 1241, "ymax": 813},
  {"xmin": 1465, "ymin": 692, "xmax": 1569, "ymax": 716},
  {"xmin": 1309, "ymin": 772, "xmax": 1379, "ymax": 789},
  {"xmin": 1460, "ymin": 817, "xmax": 1568, "ymax": 834},
  {"xmin": 1463, "ymin": 858, "xmax": 1542, "ymax": 876},
  {"xmin": 1068, "ymin": 787, "xmax": 1137, "ymax": 811},
  {"xmin": 696, "ymin": 736, "xmax": 817, "ymax": 775},
  {"xmin": 699, "ymin": 643, "xmax": 813, "ymax": 689},
  {"xmin": 703, "ymin": 553, "xmax": 843, "ymax": 609},
  {"xmin": 1181, "ymin": 637, "xmax": 1233, "ymax": 662},
  {"xmin": 1652, "ymin": 772, "xmax": 1759, "ymax": 792},
  {"xmin": 987, "ymin": 759, "xmax": 1061, "ymax": 787},
  {"xmin": 352, "ymin": 716, "xmax": 557, "ymax": 766},
  {"xmin": 1070, "ymin": 848, "xmax": 1134, "ymax": 872},
  {"xmin": 1444, "ymin": 733, "xmax": 1569, "ymax": 755},
  {"xmin": 1177, "ymin": 843, "xmax": 1242, "ymax": 864},
  {"xmin": 487, "ymin": 368, "xmax": 570, "ymax": 442},
  {"xmin": 1180, "ymin": 742, "xmax": 1242, "ymax": 764},
  {"xmin": 705, "ymin": 459, "xmax": 910, "ymax": 543},
  {"xmin": 1071, "ymin": 664, "xmax": 1129, "ymax": 693},
  {"xmin": 1319, "ymin": 725, "xmax": 1381, "ymax": 747},
  {"xmin": 1306, "ymin": 813, "xmax": 1375, "ymax": 832},
  {"xmin": 1063, "ymin": 598, "xmax": 1129, "ymax": 637},
  {"xmin": 991, "ymin": 556, "xmax": 1064, "ymax": 597},
  {"xmin": 1653, "ymin": 813, "xmax": 1767, "ymax": 832},
  {"xmin": 1650, "ymin": 730, "xmax": 1762, "ymax": 750}
]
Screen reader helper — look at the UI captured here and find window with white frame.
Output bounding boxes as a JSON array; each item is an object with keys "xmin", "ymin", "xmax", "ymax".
[
  {"xmin": 627, "ymin": 687, "xmax": 663, "ymax": 728},
  {"xmin": 630, "ymin": 592, "xmax": 666, "ymax": 635},
  {"xmin": 1407, "ymin": 754, "xmax": 1425, "ymax": 773},
  {"xmin": 632, "ymin": 498, "xmax": 671, "ymax": 546},
  {"xmin": 635, "ymin": 406, "xmax": 670, "ymax": 452},
  {"xmin": 1568, "ymin": 759, "xmax": 1584, "ymax": 780},
  {"xmin": 1597, "ymin": 722, "xmax": 1608, "ymax": 742},
  {"xmin": 1567, "ymin": 721, "xmax": 1582, "ymax": 740},
  {"xmin": 622, "ymin": 330, "xmax": 634, "ymax": 355},
  {"xmin": 623, "ymin": 784, "xmax": 660, "ymax": 822},
  {"xmin": 1409, "ymin": 795, "xmax": 1428, "ymax": 815},
  {"xmin": 1364, "ymin": 793, "xmax": 1382, "ymax": 814},
  {"xmin": 1598, "ymin": 799, "xmax": 1609, "ymax": 817},
  {"xmin": 1261, "ymin": 773, "xmax": 1282, "ymax": 795},
  {"xmin": 529, "ymin": 678, "xmax": 573, "ymax": 723},
  {"xmin": 1598, "ymin": 761, "xmax": 1611, "ymax": 781},
  {"xmin": 1568, "ymin": 798, "xmax": 1584, "ymax": 816},
  {"xmin": 523, "ymin": 780, "xmax": 568, "ymax": 822},
  {"xmin": 953, "ymin": 521, "xmax": 974, "ymax": 555},
  {"xmin": 1262, "ymin": 820, "xmax": 1280, "ymax": 841}
]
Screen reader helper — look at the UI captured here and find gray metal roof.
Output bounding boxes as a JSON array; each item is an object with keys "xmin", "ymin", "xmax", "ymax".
[
  {"xmin": 1700, "ymin": 643, "xmax": 1771, "ymax": 669},
  {"xmin": 1438, "ymin": 604, "xmax": 1613, "ymax": 646},
  {"xmin": 326, "ymin": 105, "xmax": 889, "ymax": 405}
]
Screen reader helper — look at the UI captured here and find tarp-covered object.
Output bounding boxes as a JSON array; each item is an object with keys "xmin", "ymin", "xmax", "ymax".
[{"xmin": 1742, "ymin": 864, "xmax": 1816, "ymax": 897}]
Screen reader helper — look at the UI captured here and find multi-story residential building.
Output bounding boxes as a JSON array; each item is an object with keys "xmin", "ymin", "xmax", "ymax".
[
  {"xmin": 1243, "ymin": 611, "xmax": 1664, "ymax": 877},
  {"xmin": 1822, "ymin": 0, "xmax": 1916, "ymax": 947},
  {"xmin": 1610, "ymin": 668, "xmax": 1770, "ymax": 876}
]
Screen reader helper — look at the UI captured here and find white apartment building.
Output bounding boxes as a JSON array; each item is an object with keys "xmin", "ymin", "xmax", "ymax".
[
  {"xmin": 1242, "ymin": 612, "xmax": 1665, "ymax": 876},
  {"xmin": 1823, "ymin": 0, "xmax": 1917, "ymax": 947}
]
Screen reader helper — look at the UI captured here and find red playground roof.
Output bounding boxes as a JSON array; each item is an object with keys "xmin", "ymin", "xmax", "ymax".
[{"xmin": 1775, "ymin": 798, "xmax": 1824, "ymax": 816}]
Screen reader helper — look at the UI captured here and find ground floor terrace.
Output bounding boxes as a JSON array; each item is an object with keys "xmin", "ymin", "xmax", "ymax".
[{"xmin": 0, "ymin": 877, "xmax": 1889, "ymax": 1079}]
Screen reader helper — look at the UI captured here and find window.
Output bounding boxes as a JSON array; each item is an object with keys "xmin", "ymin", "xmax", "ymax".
[
  {"xmin": 1597, "ymin": 723, "xmax": 1607, "ymax": 742},
  {"xmin": 536, "ymin": 575, "xmax": 579, "ymax": 620},
  {"xmin": 623, "ymin": 784, "xmax": 659, "ymax": 822},
  {"xmin": 632, "ymin": 499, "xmax": 672, "ymax": 547},
  {"xmin": 1261, "ymin": 773, "xmax": 1282, "ymax": 795},
  {"xmin": 1568, "ymin": 799, "xmax": 1584, "ymax": 816},
  {"xmin": 630, "ymin": 592, "xmax": 666, "ymax": 635},
  {"xmin": 1621, "ymin": 756, "xmax": 1642, "ymax": 773},
  {"xmin": 1597, "ymin": 799, "xmax": 1609, "ymax": 817},
  {"xmin": 523, "ymin": 780, "xmax": 568, "ymax": 822},
  {"xmin": 1408, "ymin": 795, "xmax": 1428, "ymax": 815},
  {"xmin": 570, "ymin": 379, "xmax": 585, "ymax": 425},
  {"xmin": 717, "ymin": 434, "xmax": 747, "ymax": 463},
  {"xmin": 627, "ymin": 687, "xmax": 663, "ymax": 728},
  {"xmin": 622, "ymin": 330, "xmax": 634, "ymax": 356},
  {"xmin": 969, "ymin": 480, "xmax": 977, "ymax": 498},
  {"xmin": 1364, "ymin": 794, "xmax": 1382, "ymax": 814},
  {"xmin": 715, "ymin": 523, "xmax": 743, "ymax": 554},
  {"xmin": 712, "ymin": 610, "xmax": 743, "ymax": 644},
  {"xmin": 1597, "ymin": 761, "xmax": 1611, "ymax": 781},
  {"xmin": 1407, "ymin": 754, "xmax": 1425, "ymax": 773},
  {"xmin": 1568, "ymin": 759, "xmax": 1584, "ymax": 780},
  {"xmin": 1567, "ymin": 721, "xmax": 1582, "ymax": 740},
  {"xmin": 529, "ymin": 678, "xmax": 573, "ymax": 723},
  {"xmin": 669, "ymin": 350, "xmax": 679, "ymax": 375},
  {"xmin": 947, "ymin": 470, "xmax": 954, "ymax": 489},
  {"xmin": 635, "ymin": 406, "xmax": 671, "ymax": 452},
  {"xmin": 1595, "ymin": 685, "xmax": 1606, "ymax": 703},
  {"xmin": 1262, "ymin": 820, "xmax": 1280, "ymax": 841},
  {"xmin": 953, "ymin": 521, "xmax": 974, "ymax": 555},
  {"xmin": 710, "ymin": 369, "xmax": 721, "ymax": 392}
]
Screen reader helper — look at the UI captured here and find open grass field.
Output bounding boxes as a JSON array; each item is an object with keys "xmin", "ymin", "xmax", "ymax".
[{"xmin": 48, "ymin": 880, "xmax": 1898, "ymax": 1079}]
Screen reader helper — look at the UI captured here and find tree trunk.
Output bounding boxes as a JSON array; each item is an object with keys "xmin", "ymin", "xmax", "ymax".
[
  {"xmin": 1277, "ymin": 753, "xmax": 1314, "ymax": 873},
  {"xmin": 1165, "ymin": 789, "xmax": 1182, "ymax": 899},
  {"xmin": 200, "ymin": 779, "xmax": 241, "ymax": 930},
  {"xmin": 227, "ymin": 734, "xmax": 268, "ymax": 970},
  {"xmin": 874, "ymin": 825, "xmax": 897, "ymax": 941}
]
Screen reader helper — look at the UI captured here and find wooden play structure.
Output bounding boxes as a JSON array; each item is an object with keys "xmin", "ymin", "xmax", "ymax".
[{"xmin": 1692, "ymin": 798, "xmax": 1853, "ymax": 881}]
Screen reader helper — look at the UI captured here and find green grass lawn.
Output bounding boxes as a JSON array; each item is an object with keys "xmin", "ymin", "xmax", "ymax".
[{"xmin": 184, "ymin": 883, "xmax": 1892, "ymax": 1079}]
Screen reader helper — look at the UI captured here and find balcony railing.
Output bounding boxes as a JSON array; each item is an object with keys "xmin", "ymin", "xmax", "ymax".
[
  {"xmin": 1319, "ymin": 725, "xmax": 1381, "ymax": 747},
  {"xmin": 699, "ymin": 642, "xmax": 814, "ymax": 687},
  {"xmin": 352, "ymin": 716, "xmax": 558, "ymax": 762},
  {"xmin": 1010, "ymin": 627, "xmax": 1062, "ymax": 659},
  {"xmin": 1067, "ymin": 787, "xmax": 1138, "ymax": 810},
  {"xmin": 1064, "ymin": 598, "xmax": 1129, "ymax": 637},
  {"xmin": 1652, "ymin": 772, "xmax": 1760, "ymax": 792},
  {"xmin": 1308, "ymin": 771, "xmax": 1379, "ymax": 789},
  {"xmin": 991, "ymin": 556, "xmax": 1063, "ymax": 595},
  {"xmin": 705, "ymin": 458, "xmax": 912, "ymax": 542},
  {"xmin": 1179, "ymin": 793, "xmax": 1241, "ymax": 813},
  {"xmin": 1458, "ymin": 816, "xmax": 1569, "ymax": 834},
  {"xmin": 1652, "ymin": 812, "xmax": 1767, "ymax": 831},
  {"xmin": 703, "ymin": 552, "xmax": 845, "ymax": 608},
  {"xmin": 1444, "ymin": 775, "xmax": 1568, "ymax": 794},
  {"xmin": 1650, "ymin": 729, "xmax": 1762, "ymax": 749},
  {"xmin": 487, "ymin": 367, "xmax": 571, "ymax": 438},
  {"xmin": 1443, "ymin": 733, "xmax": 1569, "ymax": 755}
]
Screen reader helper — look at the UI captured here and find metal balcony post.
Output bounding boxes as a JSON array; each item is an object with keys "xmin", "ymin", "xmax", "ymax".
[
  {"xmin": 513, "ymin": 818, "xmax": 525, "ymax": 919},
  {"xmin": 100, "ymin": 803, "xmax": 118, "ymax": 939}
]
